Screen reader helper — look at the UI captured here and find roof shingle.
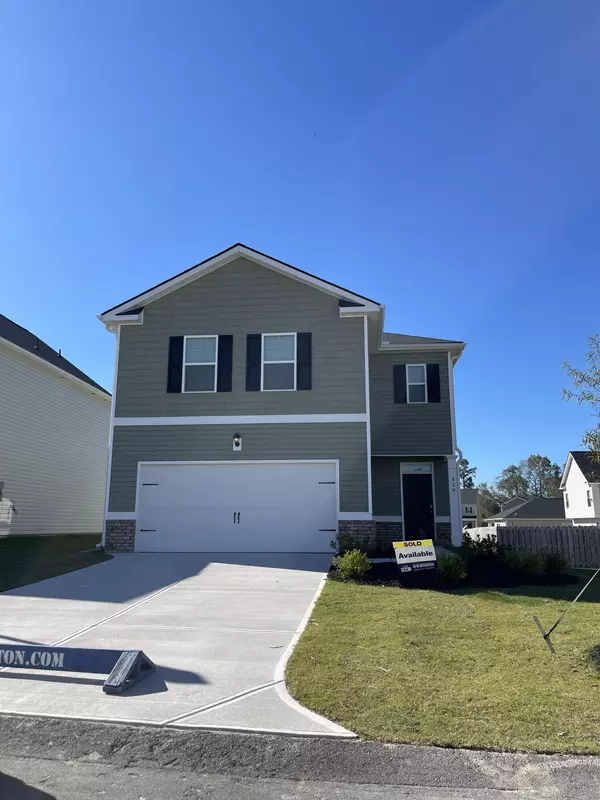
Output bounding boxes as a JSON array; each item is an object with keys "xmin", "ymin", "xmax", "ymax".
[{"xmin": 0, "ymin": 314, "xmax": 110, "ymax": 395}]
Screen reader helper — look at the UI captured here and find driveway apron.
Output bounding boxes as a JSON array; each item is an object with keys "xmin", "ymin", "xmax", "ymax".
[{"xmin": 0, "ymin": 554, "xmax": 352, "ymax": 736}]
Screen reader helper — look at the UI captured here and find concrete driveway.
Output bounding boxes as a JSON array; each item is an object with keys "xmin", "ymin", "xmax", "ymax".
[{"xmin": 0, "ymin": 553, "xmax": 352, "ymax": 737}]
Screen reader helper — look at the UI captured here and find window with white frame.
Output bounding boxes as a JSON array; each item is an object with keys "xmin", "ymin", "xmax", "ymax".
[
  {"xmin": 262, "ymin": 333, "xmax": 296, "ymax": 391},
  {"xmin": 183, "ymin": 335, "xmax": 218, "ymax": 392},
  {"xmin": 565, "ymin": 492, "xmax": 569, "ymax": 509},
  {"xmin": 406, "ymin": 364, "xmax": 427, "ymax": 403},
  {"xmin": 587, "ymin": 489, "xmax": 593, "ymax": 507}
]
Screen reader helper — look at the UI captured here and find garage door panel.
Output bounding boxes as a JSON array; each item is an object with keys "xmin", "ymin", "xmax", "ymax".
[{"xmin": 136, "ymin": 462, "xmax": 337, "ymax": 553}]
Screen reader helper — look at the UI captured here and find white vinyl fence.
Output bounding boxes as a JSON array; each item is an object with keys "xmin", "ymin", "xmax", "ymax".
[{"xmin": 466, "ymin": 525, "xmax": 600, "ymax": 569}]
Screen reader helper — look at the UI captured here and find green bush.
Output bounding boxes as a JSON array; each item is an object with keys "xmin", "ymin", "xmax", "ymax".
[
  {"xmin": 462, "ymin": 529, "xmax": 499, "ymax": 556},
  {"xmin": 436, "ymin": 554, "xmax": 467, "ymax": 589},
  {"xmin": 331, "ymin": 532, "xmax": 365, "ymax": 556},
  {"xmin": 503, "ymin": 550, "xmax": 547, "ymax": 577},
  {"xmin": 544, "ymin": 551, "xmax": 567, "ymax": 575},
  {"xmin": 332, "ymin": 549, "xmax": 371, "ymax": 581}
]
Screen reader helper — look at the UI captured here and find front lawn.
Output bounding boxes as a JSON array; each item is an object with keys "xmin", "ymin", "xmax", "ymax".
[
  {"xmin": 286, "ymin": 573, "xmax": 600, "ymax": 753},
  {"xmin": 0, "ymin": 534, "xmax": 111, "ymax": 592}
]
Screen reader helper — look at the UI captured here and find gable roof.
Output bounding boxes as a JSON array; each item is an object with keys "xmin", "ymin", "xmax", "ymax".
[
  {"xmin": 0, "ymin": 314, "xmax": 110, "ymax": 396},
  {"xmin": 500, "ymin": 496, "xmax": 528, "ymax": 512},
  {"xmin": 487, "ymin": 497, "xmax": 565, "ymax": 521},
  {"xmin": 461, "ymin": 488, "xmax": 479, "ymax": 505},
  {"xmin": 382, "ymin": 332, "xmax": 465, "ymax": 347},
  {"xmin": 100, "ymin": 243, "xmax": 381, "ymax": 319},
  {"xmin": 569, "ymin": 451, "xmax": 600, "ymax": 484}
]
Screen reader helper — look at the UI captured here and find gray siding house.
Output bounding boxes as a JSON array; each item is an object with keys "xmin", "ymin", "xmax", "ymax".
[{"xmin": 99, "ymin": 244, "xmax": 465, "ymax": 553}]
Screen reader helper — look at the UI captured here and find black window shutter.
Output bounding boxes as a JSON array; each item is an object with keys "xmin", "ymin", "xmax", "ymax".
[
  {"xmin": 393, "ymin": 364, "xmax": 407, "ymax": 404},
  {"xmin": 296, "ymin": 332, "xmax": 312, "ymax": 390},
  {"xmin": 427, "ymin": 363, "xmax": 441, "ymax": 403},
  {"xmin": 216, "ymin": 335, "xmax": 233, "ymax": 392},
  {"xmin": 167, "ymin": 336, "xmax": 184, "ymax": 393},
  {"xmin": 246, "ymin": 334, "xmax": 261, "ymax": 391}
]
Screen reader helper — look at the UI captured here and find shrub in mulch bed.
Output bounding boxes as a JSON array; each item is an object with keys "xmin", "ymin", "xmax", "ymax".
[
  {"xmin": 329, "ymin": 532, "xmax": 578, "ymax": 591},
  {"xmin": 328, "ymin": 559, "xmax": 402, "ymax": 586}
]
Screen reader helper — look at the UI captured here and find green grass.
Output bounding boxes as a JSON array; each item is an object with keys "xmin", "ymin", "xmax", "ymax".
[
  {"xmin": 0, "ymin": 534, "xmax": 111, "ymax": 592},
  {"xmin": 286, "ymin": 572, "xmax": 600, "ymax": 753}
]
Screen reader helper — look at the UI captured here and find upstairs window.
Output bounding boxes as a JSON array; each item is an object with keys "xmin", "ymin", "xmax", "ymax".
[
  {"xmin": 565, "ymin": 493, "xmax": 569, "ymax": 509},
  {"xmin": 183, "ymin": 335, "xmax": 218, "ymax": 392},
  {"xmin": 587, "ymin": 489, "xmax": 593, "ymax": 508},
  {"xmin": 262, "ymin": 333, "xmax": 296, "ymax": 391},
  {"xmin": 406, "ymin": 364, "xmax": 427, "ymax": 403}
]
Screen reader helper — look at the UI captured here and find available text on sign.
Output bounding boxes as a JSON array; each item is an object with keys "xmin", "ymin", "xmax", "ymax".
[{"xmin": 392, "ymin": 539, "xmax": 437, "ymax": 574}]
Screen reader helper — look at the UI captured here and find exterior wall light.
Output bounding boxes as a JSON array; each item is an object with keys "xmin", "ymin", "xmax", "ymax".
[{"xmin": 233, "ymin": 433, "xmax": 242, "ymax": 452}]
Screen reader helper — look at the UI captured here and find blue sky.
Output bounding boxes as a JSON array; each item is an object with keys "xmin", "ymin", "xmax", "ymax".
[{"xmin": 2, "ymin": 0, "xmax": 599, "ymax": 484}]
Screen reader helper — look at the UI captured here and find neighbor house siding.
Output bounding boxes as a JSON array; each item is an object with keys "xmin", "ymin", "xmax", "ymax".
[
  {"xmin": 369, "ymin": 350, "xmax": 453, "ymax": 455},
  {"xmin": 564, "ymin": 461, "xmax": 597, "ymax": 519},
  {"xmin": 0, "ymin": 343, "xmax": 111, "ymax": 536},
  {"xmin": 109, "ymin": 422, "xmax": 368, "ymax": 513},
  {"xmin": 115, "ymin": 257, "xmax": 366, "ymax": 417},
  {"xmin": 371, "ymin": 456, "xmax": 450, "ymax": 517}
]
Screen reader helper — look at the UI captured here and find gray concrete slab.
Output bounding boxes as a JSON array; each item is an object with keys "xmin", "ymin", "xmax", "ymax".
[
  {"xmin": 0, "ymin": 553, "xmax": 351, "ymax": 736},
  {"xmin": 175, "ymin": 683, "xmax": 343, "ymax": 735}
]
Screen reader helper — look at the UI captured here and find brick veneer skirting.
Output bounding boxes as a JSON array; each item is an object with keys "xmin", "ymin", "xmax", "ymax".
[
  {"xmin": 338, "ymin": 520, "xmax": 403, "ymax": 557},
  {"xmin": 339, "ymin": 519, "xmax": 452, "ymax": 554},
  {"xmin": 105, "ymin": 520, "xmax": 136, "ymax": 552}
]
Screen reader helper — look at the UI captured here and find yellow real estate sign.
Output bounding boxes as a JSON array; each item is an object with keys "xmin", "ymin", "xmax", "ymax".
[{"xmin": 392, "ymin": 539, "xmax": 436, "ymax": 572}]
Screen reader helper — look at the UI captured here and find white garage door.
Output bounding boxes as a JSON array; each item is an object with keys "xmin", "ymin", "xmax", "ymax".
[{"xmin": 136, "ymin": 461, "xmax": 337, "ymax": 552}]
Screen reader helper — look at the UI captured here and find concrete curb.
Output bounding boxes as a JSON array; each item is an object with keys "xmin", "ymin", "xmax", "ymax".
[{"xmin": 273, "ymin": 574, "xmax": 356, "ymax": 739}]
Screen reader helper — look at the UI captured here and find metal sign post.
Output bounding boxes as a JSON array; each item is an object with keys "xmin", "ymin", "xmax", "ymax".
[
  {"xmin": 0, "ymin": 645, "xmax": 155, "ymax": 694},
  {"xmin": 533, "ymin": 566, "xmax": 600, "ymax": 655}
]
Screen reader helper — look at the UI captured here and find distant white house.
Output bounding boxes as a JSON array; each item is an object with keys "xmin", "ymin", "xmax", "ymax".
[
  {"xmin": 461, "ymin": 488, "xmax": 481, "ymax": 529},
  {"xmin": 0, "ymin": 314, "xmax": 111, "ymax": 537},
  {"xmin": 485, "ymin": 496, "xmax": 567, "ymax": 528},
  {"xmin": 560, "ymin": 451, "xmax": 600, "ymax": 525}
]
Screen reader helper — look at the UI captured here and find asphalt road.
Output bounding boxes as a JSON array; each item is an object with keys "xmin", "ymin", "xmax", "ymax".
[
  {"xmin": 0, "ymin": 757, "xmax": 522, "ymax": 800},
  {"xmin": 1, "ymin": 715, "xmax": 600, "ymax": 799}
]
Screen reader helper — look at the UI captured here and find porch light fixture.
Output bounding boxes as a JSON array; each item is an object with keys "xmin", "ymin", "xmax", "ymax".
[{"xmin": 232, "ymin": 433, "xmax": 242, "ymax": 452}]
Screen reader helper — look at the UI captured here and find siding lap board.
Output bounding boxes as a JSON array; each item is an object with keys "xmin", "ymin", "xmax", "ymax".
[
  {"xmin": 109, "ymin": 423, "xmax": 368, "ymax": 513},
  {"xmin": 369, "ymin": 350, "xmax": 453, "ymax": 455},
  {"xmin": 0, "ymin": 345, "xmax": 110, "ymax": 536},
  {"xmin": 115, "ymin": 258, "xmax": 366, "ymax": 416}
]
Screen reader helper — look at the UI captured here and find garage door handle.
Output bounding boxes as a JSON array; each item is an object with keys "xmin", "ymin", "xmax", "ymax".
[
  {"xmin": 237, "ymin": 512, "xmax": 240, "ymax": 524},
  {"xmin": 233, "ymin": 512, "xmax": 240, "ymax": 524}
]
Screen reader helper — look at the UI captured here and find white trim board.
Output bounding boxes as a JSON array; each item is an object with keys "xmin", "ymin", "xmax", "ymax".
[
  {"xmin": 363, "ymin": 316, "xmax": 373, "ymax": 516},
  {"xmin": 114, "ymin": 414, "xmax": 368, "ymax": 426},
  {"xmin": 102, "ymin": 325, "xmax": 120, "ymax": 547}
]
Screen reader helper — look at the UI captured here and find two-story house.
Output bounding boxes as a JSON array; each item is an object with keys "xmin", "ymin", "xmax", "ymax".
[
  {"xmin": 98, "ymin": 244, "xmax": 465, "ymax": 554},
  {"xmin": 560, "ymin": 451, "xmax": 600, "ymax": 525}
]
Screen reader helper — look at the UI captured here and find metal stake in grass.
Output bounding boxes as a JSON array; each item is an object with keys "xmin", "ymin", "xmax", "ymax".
[{"xmin": 533, "ymin": 567, "xmax": 600, "ymax": 654}]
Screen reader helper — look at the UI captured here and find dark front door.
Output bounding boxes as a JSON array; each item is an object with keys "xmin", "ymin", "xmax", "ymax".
[{"xmin": 402, "ymin": 473, "xmax": 435, "ymax": 540}]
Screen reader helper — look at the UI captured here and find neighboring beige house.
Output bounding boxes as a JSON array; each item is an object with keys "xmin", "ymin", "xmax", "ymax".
[
  {"xmin": 485, "ymin": 496, "xmax": 567, "ymax": 528},
  {"xmin": 560, "ymin": 451, "xmax": 600, "ymax": 525},
  {"xmin": 0, "ymin": 314, "xmax": 111, "ymax": 537},
  {"xmin": 461, "ymin": 488, "xmax": 480, "ymax": 529}
]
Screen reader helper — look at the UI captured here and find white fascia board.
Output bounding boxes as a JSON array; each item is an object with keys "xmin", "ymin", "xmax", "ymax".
[
  {"xmin": 339, "ymin": 304, "xmax": 380, "ymax": 317},
  {"xmin": 559, "ymin": 453, "xmax": 574, "ymax": 489},
  {"xmin": 98, "ymin": 309, "xmax": 144, "ymax": 331},
  {"xmin": 378, "ymin": 342, "xmax": 466, "ymax": 353},
  {"xmin": 0, "ymin": 337, "xmax": 110, "ymax": 403},
  {"xmin": 99, "ymin": 245, "xmax": 382, "ymax": 319}
]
